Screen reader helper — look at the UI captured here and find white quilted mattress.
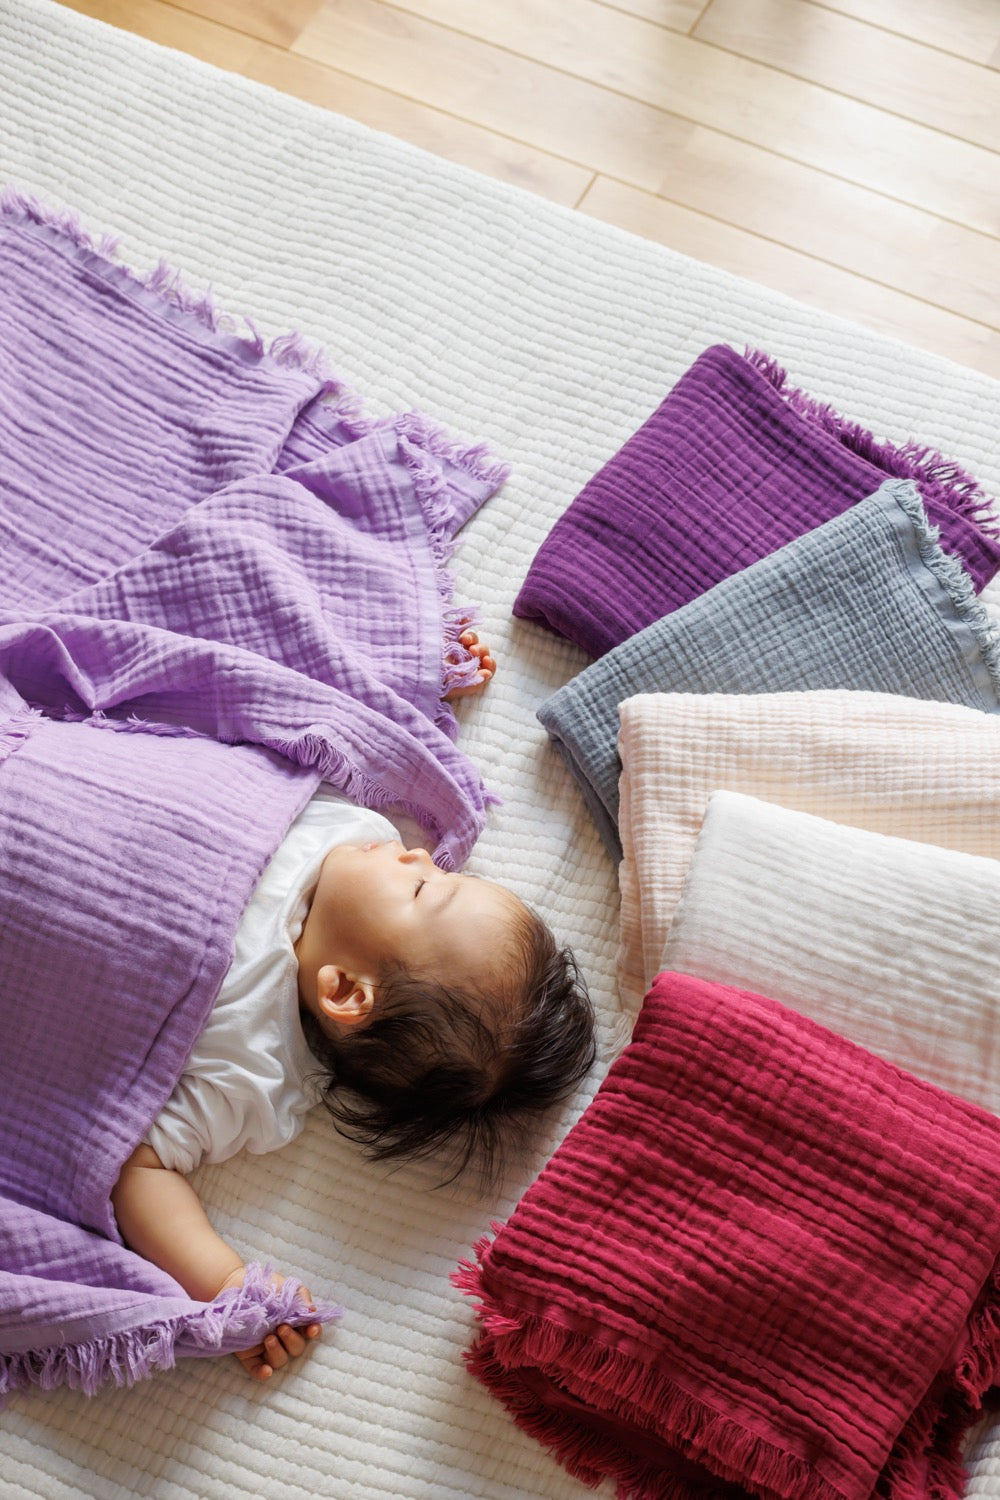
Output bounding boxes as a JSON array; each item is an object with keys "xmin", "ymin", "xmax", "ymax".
[{"xmin": 2, "ymin": 2, "xmax": 1000, "ymax": 1496}]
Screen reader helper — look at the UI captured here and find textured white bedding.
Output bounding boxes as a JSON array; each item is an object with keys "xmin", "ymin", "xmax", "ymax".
[{"xmin": 2, "ymin": 2, "xmax": 1000, "ymax": 1496}]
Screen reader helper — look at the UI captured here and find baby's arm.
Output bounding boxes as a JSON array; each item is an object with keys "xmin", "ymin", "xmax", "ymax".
[{"xmin": 112, "ymin": 1143, "xmax": 321, "ymax": 1379}]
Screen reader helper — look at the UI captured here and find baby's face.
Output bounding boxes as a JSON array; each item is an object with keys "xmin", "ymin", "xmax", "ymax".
[{"xmin": 304, "ymin": 838, "xmax": 522, "ymax": 995}]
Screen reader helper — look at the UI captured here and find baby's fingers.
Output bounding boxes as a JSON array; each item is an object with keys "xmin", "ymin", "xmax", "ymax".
[
  {"xmin": 269, "ymin": 1321, "xmax": 322, "ymax": 1367},
  {"xmin": 234, "ymin": 1321, "xmax": 322, "ymax": 1380},
  {"xmin": 234, "ymin": 1341, "xmax": 273, "ymax": 1380},
  {"xmin": 260, "ymin": 1325, "xmax": 298, "ymax": 1372},
  {"xmin": 444, "ymin": 633, "xmax": 497, "ymax": 701},
  {"xmin": 458, "ymin": 631, "xmax": 496, "ymax": 665}
]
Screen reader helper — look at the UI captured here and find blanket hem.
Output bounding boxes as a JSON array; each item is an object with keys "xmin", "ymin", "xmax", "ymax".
[
  {"xmin": 0, "ymin": 1263, "xmax": 341, "ymax": 1404},
  {"xmin": 745, "ymin": 346, "xmax": 1000, "ymax": 539},
  {"xmin": 887, "ymin": 479, "xmax": 1000, "ymax": 703},
  {"xmin": 454, "ymin": 1292, "xmax": 843, "ymax": 1500},
  {"xmin": 0, "ymin": 183, "xmax": 358, "ymax": 400},
  {"xmin": 455, "ymin": 1239, "xmax": 1000, "ymax": 1500},
  {"xmin": 1, "ymin": 182, "xmax": 515, "ymax": 514}
]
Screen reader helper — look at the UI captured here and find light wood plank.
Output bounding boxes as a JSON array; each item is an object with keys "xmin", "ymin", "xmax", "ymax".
[
  {"xmin": 56, "ymin": 0, "xmax": 258, "ymax": 69},
  {"xmin": 379, "ymin": 0, "xmax": 1000, "ymax": 235},
  {"xmin": 574, "ymin": 0, "xmax": 706, "ymax": 30},
  {"xmin": 579, "ymin": 175, "xmax": 1000, "ymax": 378},
  {"xmin": 294, "ymin": 0, "xmax": 999, "ymax": 326},
  {"xmin": 816, "ymin": 0, "xmax": 1000, "ymax": 66},
  {"xmin": 295, "ymin": 0, "xmax": 699, "ymax": 174},
  {"xmin": 696, "ymin": 0, "xmax": 1000, "ymax": 151},
  {"xmin": 54, "ymin": 0, "xmax": 592, "ymax": 206},
  {"xmin": 163, "ymin": 0, "xmax": 326, "ymax": 49},
  {"xmin": 658, "ymin": 128, "xmax": 1000, "ymax": 329}
]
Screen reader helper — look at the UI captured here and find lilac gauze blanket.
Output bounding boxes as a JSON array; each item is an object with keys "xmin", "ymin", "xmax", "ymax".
[
  {"xmin": 513, "ymin": 343, "xmax": 1000, "ymax": 659},
  {"xmin": 0, "ymin": 191, "xmax": 509, "ymax": 1400}
]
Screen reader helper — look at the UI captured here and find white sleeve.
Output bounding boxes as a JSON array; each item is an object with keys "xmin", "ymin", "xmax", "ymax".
[
  {"xmin": 145, "ymin": 1072, "xmax": 306, "ymax": 1176},
  {"xmin": 145, "ymin": 789, "xmax": 396, "ymax": 1174}
]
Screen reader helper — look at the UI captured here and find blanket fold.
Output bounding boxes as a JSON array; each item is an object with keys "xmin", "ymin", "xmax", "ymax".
[
  {"xmin": 0, "ymin": 186, "xmax": 510, "ymax": 868},
  {"xmin": 616, "ymin": 690, "xmax": 1000, "ymax": 1010},
  {"xmin": 456, "ymin": 972, "xmax": 1000, "ymax": 1500},
  {"xmin": 662, "ymin": 790, "xmax": 1000, "ymax": 1111},
  {"xmin": 538, "ymin": 480, "xmax": 1000, "ymax": 856},
  {"xmin": 0, "ymin": 191, "xmax": 508, "ymax": 1399},
  {"xmin": 514, "ymin": 342, "xmax": 1000, "ymax": 659}
]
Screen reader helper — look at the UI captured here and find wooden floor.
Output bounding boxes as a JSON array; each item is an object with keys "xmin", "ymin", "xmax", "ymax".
[{"xmin": 56, "ymin": 0, "xmax": 1000, "ymax": 378}]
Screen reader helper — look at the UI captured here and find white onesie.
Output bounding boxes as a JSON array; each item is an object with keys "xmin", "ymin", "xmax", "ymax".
[{"xmin": 146, "ymin": 787, "xmax": 399, "ymax": 1175}]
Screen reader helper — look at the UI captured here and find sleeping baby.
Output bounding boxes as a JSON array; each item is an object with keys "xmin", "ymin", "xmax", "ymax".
[{"xmin": 110, "ymin": 634, "xmax": 596, "ymax": 1380}]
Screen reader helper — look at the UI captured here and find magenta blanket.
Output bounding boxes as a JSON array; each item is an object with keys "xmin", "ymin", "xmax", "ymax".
[
  {"xmin": 0, "ymin": 190, "xmax": 508, "ymax": 1401},
  {"xmin": 513, "ymin": 343, "xmax": 1000, "ymax": 659},
  {"xmin": 456, "ymin": 972, "xmax": 1000, "ymax": 1500}
]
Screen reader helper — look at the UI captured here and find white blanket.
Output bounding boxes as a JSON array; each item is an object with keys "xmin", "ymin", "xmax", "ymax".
[
  {"xmin": 663, "ymin": 789, "xmax": 1000, "ymax": 1111},
  {"xmin": 3, "ymin": 3, "xmax": 1000, "ymax": 1498}
]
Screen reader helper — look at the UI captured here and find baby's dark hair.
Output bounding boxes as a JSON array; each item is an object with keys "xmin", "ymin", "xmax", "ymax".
[{"xmin": 300, "ymin": 902, "xmax": 595, "ymax": 1187}]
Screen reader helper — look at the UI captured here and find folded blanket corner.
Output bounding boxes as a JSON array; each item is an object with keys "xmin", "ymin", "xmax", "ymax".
[
  {"xmin": 457, "ymin": 1252, "xmax": 848, "ymax": 1500},
  {"xmin": 541, "ymin": 479, "xmax": 1000, "ymax": 856},
  {"xmin": 744, "ymin": 344, "xmax": 1000, "ymax": 541},
  {"xmin": 516, "ymin": 340, "xmax": 1000, "ymax": 662}
]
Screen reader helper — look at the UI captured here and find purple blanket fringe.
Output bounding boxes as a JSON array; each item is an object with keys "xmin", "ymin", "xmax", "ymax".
[
  {"xmin": 746, "ymin": 346, "xmax": 997, "ymax": 539},
  {"xmin": 2, "ymin": 1266, "xmax": 342, "ymax": 1402}
]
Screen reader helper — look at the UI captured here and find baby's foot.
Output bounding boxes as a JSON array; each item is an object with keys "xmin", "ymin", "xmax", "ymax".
[{"xmin": 444, "ymin": 630, "xmax": 496, "ymax": 701}]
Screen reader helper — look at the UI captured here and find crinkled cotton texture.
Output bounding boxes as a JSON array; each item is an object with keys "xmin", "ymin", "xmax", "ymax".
[
  {"xmin": 662, "ymin": 790, "xmax": 1000, "ymax": 1111},
  {"xmin": 513, "ymin": 342, "xmax": 1000, "ymax": 659},
  {"xmin": 616, "ymin": 691, "xmax": 1000, "ymax": 1011},
  {"xmin": 538, "ymin": 480, "xmax": 1000, "ymax": 857},
  {"xmin": 456, "ymin": 971, "xmax": 1000, "ymax": 1500},
  {"xmin": 0, "ymin": 192, "xmax": 508, "ymax": 1401},
  {"xmin": 0, "ymin": 714, "xmax": 343, "ymax": 1400},
  {"xmin": 0, "ymin": 187, "xmax": 510, "ymax": 871}
]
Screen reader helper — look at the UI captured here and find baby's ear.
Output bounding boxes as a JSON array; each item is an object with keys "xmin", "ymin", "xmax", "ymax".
[{"xmin": 316, "ymin": 965, "xmax": 376, "ymax": 1029}]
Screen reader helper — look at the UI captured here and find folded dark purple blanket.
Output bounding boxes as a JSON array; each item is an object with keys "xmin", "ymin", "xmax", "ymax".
[
  {"xmin": 0, "ymin": 189, "xmax": 508, "ymax": 1400},
  {"xmin": 513, "ymin": 343, "xmax": 1000, "ymax": 659}
]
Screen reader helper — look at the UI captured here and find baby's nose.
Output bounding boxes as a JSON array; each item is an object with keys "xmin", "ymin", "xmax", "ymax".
[{"xmin": 397, "ymin": 845, "xmax": 433, "ymax": 867}]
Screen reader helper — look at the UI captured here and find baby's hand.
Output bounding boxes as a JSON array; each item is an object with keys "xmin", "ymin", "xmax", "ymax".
[
  {"xmin": 444, "ymin": 630, "xmax": 496, "ymax": 701},
  {"xmin": 237, "ymin": 1316, "xmax": 322, "ymax": 1381},
  {"xmin": 218, "ymin": 1266, "xmax": 323, "ymax": 1381}
]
